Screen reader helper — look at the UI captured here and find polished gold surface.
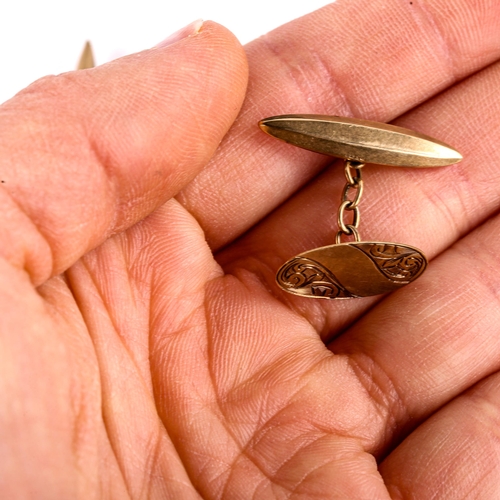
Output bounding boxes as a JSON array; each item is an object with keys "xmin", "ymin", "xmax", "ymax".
[
  {"xmin": 276, "ymin": 242, "xmax": 427, "ymax": 299},
  {"xmin": 77, "ymin": 41, "xmax": 95, "ymax": 70},
  {"xmin": 259, "ymin": 114, "xmax": 462, "ymax": 167}
]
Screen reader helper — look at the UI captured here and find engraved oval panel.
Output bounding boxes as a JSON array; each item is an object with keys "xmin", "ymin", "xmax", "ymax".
[
  {"xmin": 276, "ymin": 242, "xmax": 427, "ymax": 299},
  {"xmin": 260, "ymin": 115, "xmax": 462, "ymax": 167}
]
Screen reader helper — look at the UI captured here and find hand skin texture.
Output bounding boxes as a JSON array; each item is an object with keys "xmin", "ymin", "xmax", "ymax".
[{"xmin": 1, "ymin": 1, "xmax": 500, "ymax": 498}]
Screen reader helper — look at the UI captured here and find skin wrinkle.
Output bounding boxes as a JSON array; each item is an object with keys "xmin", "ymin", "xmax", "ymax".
[
  {"xmin": 253, "ymin": 423, "xmax": 335, "ymax": 476},
  {"xmin": 70, "ymin": 259, "xmax": 169, "ymax": 500},
  {"xmin": 287, "ymin": 459, "xmax": 342, "ymax": 498},
  {"xmin": 146, "ymin": 309, "xmax": 211, "ymax": 496},
  {"xmin": 309, "ymin": 51, "xmax": 356, "ymax": 117},
  {"xmin": 263, "ymin": 439, "xmax": 380, "ymax": 499},
  {"xmin": 413, "ymin": 296, "xmax": 498, "ymax": 386},
  {"xmin": 208, "ymin": 459, "xmax": 235, "ymax": 499},
  {"xmin": 187, "ymin": 441, "xmax": 234, "ymax": 499},
  {"xmin": 151, "ymin": 304, "xmax": 208, "ymax": 347},
  {"xmin": 85, "ymin": 137, "xmax": 125, "ymax": 240},
  {"xmin": 220, "ymin": 335, "xmax": 323, "ymax": 406},
  {"xmin": 43, "ymin": 282, "xmax": 104, "ymax": 499},
  {"xmin": 98, "ymin": 386, "xmax": 133, "ymax": 499},
  {"xmin": 236, "ymin": 387, "xmax": 315, "ymax": 456},
  {"xmin": 0, "ymin": 182, "xmax": 54, "ymax": 284},
  {"xmin": 456, "ymin": 235, "xmax": 500, "ymax": 304},
  {"xmin": 218, "ymin": 451, "xmax": 270, "ymax": 500},
  {"xmin": 69, "ymin": 385, "xmax": 90, "ymax": 494},
  {"xmin": 418, "ymin": 410, "xmax": 498, "ymax": 498},
  {"xmin": 81, "ymin": 256, "xmax": 151, "ymax": 395},
  {"xmin": 274, "ymin": 442, "xmax": 336, "ymax": 498},
  {"xmin": 381, "ymin": 274, "xmax": 498, "ymax": 408},
  {"xmin": 410, "ymin": 1, "xmax": 456, "ymax": 79},
  {"xmin": 156, "ymin": 287, "xmax": 237, "ymax": 498},
  {"xmin": 233, "ymin": 435, "xmax": 342, "ymax": 500},
  {"xmin": 260, "ymin": 35, "xmax": 353, "ymax": 118},
  {"xmin": 138, "ymin": 425, "xmax": 162, "ymax": 500},
  {"xmin": 345, "ymin": 352, "xmax": 411, "ymax": 457},
  {"xmin": 147, "ymin": 262, "xmax": 158, "ymax": 416},
  {"xmin": 190, "ymin": 456, "xmax": 225, "ymax": 500},
  {"xmin": 64, "ymin": 274, "xmax": 132, "ymax": 499},
  {"xmin": 424, "ymin": 172, "xmax": 470, "ymax": 244},
  {"xmin": 145, "ymin": 432, "xmax": 201, "ymax": 500}
]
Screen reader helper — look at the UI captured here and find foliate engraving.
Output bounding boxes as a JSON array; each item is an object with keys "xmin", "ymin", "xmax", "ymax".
[
  {"xmin": 276, "ymin": 242, "xmax": 427, "ymax": 299},
  {"xmin": 276, "ymin": 257, "xmax": 355, "ymax": 299},
  {"xmin": 357, "ymin": 243, "xmax": 426, "ymax": 283}
]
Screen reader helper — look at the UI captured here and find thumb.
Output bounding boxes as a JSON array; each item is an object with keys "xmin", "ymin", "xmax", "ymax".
[{"xmin": 0, "ymin": 21, "xmax": 248, "ymax": 285}]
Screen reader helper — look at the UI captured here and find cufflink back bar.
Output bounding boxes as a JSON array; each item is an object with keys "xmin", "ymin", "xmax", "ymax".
[{"xmin": 259, "ymin": 114, "xmax": 462, "ymax": 299}]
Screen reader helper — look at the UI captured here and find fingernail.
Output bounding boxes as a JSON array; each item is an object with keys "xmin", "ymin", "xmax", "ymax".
[{"xmin": 156, "ymin": 19, "xmax": 204, "ymax": 48}]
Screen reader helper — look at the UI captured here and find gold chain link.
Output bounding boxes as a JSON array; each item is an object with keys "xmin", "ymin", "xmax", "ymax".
[{"xmin": 335, "ymin": 160, "xmax": 364, "ymax": 243}]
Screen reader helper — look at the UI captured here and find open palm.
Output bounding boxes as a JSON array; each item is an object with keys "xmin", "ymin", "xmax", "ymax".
[{"xmin": 2, "ymin": 2, "xmax": 500, "ymax": 498}]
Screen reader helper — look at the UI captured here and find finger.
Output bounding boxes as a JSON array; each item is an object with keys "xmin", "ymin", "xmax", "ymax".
[
  {"xmin": 178, "ymin": 0, "xmax": 500, "ymax": 250},
  {"xmin": 380, "ymin": 371, "xmax": 500, "ymax": 498},
  {"xmin": 0, "ymin": 21, "xmax": 248, "ymax": 285},
  {"xmin": 218, "ymin": 60, "xmax": 500, "ymax": 336}
]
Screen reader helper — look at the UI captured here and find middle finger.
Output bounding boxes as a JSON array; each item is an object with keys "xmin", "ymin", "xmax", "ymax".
[{"xmin": 178, "ymin": 0, "xmax": 500, "ymax": 250}]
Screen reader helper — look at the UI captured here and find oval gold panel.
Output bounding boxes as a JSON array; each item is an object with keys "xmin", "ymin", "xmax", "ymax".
[
  {"xmin": 259, "ymin": 115, "xmax": 462, "ymax": 167},
  {"xmin": 276, "ymin": 242, "xmax": 427, "ymax": 299}
]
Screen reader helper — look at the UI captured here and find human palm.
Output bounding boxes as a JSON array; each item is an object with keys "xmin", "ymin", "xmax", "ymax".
[{"xmin": 2, "ymin": 2, "xmax": 500, "ymax": 498}]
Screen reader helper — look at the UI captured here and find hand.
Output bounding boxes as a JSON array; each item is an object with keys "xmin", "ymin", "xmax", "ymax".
[{"xmin": 1, "ymin": 2, "xmax": 500, "ymax": 498}]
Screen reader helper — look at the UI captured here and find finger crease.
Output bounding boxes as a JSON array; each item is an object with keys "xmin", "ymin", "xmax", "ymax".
[{"xmin": 346, "ymin": 351, "xmax": 411, "ymax": 455}]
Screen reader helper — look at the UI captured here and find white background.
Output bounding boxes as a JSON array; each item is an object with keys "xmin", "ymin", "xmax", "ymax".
[{"xmin": 0, "ymin": 0, "xmax": 332, "ymax": 105}]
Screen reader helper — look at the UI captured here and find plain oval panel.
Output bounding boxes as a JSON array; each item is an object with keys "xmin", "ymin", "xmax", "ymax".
[
  {"xmin": 276, "ymin": 242, "xmax": 427, "ymax": 299},
  {"xmin": 259, "ymin": 115, "xmax": 462, "ymax": 167}
]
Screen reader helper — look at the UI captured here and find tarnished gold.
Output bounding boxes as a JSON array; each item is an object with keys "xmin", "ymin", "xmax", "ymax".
[
  {"xmin": 260, "ymin": 114, "xmax": 462, "ymax": 299},
  {"xmin": 259, "ymin": 114, "xmax": 462, "ymax": 167},
  {"xmin": 335, "ymin": 227, "xmax": 359, "ymax": 245},
  {"xmin": 336, "ymin": 160, "xmax": 364, "ymax": 243},
  {"xmin": 342, "ymin": 182, "xmax": 363, "ymax": 209},
  {"xmin": 77, "ymin": 41, "xmax": 95, "ymax": 70},
  {"xmin": 344, "ymin": 160, "xmax": 364, "ymax": 186},
  {"xmin": 338, "ymin": 200, "xmax": 360, "ymax": 235}
]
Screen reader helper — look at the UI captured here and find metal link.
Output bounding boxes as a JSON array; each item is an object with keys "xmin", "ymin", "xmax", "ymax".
[
  {"xmin": 345, "ymin": 160, "xmax": 364, "ymax": 185},
  {"xmin": 335, "ymin": 225, "xmax": 360, "ymax": 244},
  {"xmin": 337, "ymin": 200, "xmax": 360, "ymax": 233},
  {"xmin": 341, "ymin": 180, "xmax": 364, "ymax": 209},
  {"xmin": 335, "ymin": 160, "xmax": 365, "ymax": 243}
]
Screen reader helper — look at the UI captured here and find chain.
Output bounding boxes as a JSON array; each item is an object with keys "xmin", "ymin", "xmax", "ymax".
[{"xmin": 335, "ymin": 160, "xmax": 365, "ymax": 244}]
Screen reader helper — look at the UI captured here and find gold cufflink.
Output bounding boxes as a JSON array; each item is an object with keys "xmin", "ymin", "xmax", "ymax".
[{"xmin": 259, "ymin": 114, "xmax": 462, "ymax": 299}]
